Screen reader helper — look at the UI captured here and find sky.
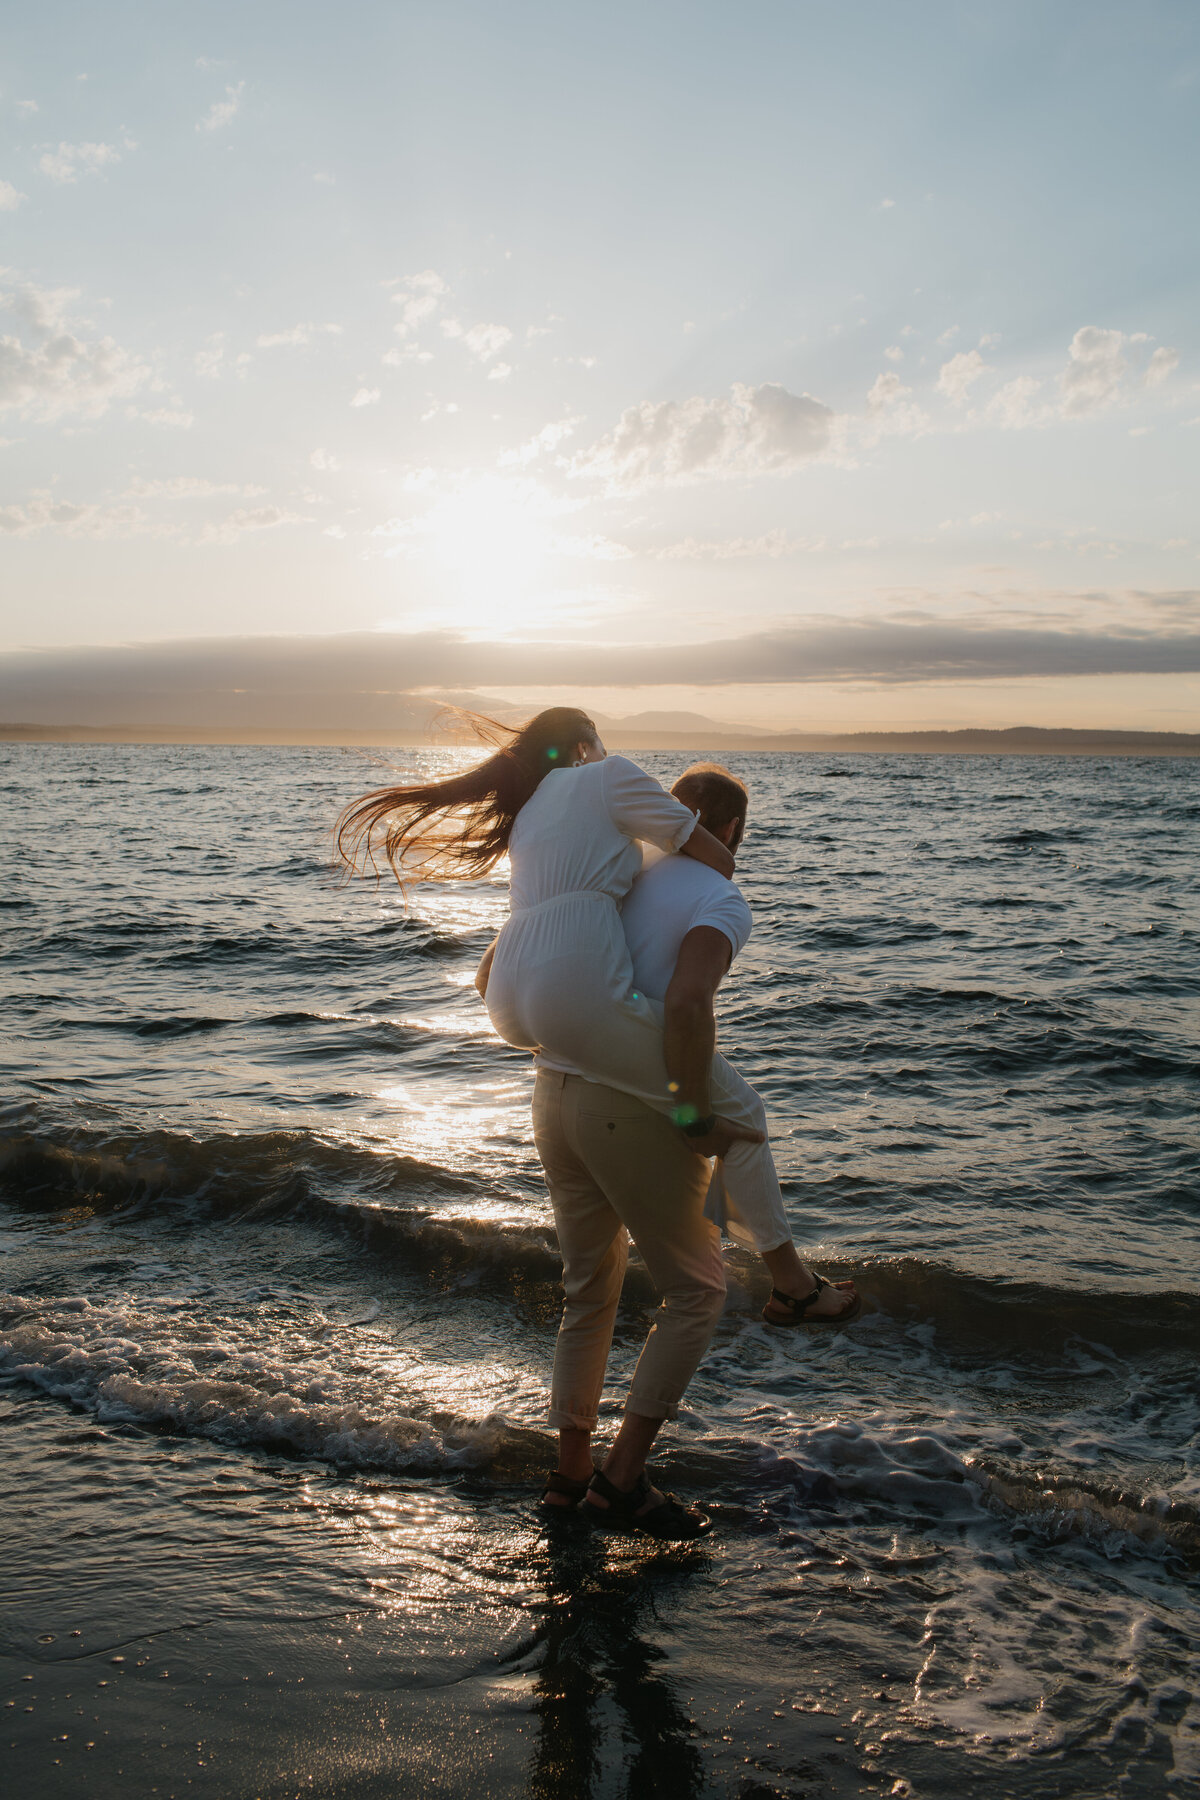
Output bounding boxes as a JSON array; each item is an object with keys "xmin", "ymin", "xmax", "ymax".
[{"xmin": 1, "ymin": 0, "xmax": 1198, "ymax": 733}]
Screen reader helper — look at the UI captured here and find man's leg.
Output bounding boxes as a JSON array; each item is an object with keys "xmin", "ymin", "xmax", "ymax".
[
  {"xmin": 532, "ymin": 1070, "xmax": 628, "ymax": 1496},
  {"xmin": 561, "ymin": 1078, "xmax": 725, "ymax": 1512}
]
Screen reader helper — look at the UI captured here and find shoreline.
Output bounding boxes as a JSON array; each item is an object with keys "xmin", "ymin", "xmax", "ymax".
[{"xmin": 3, "ymin": 723, "xmax": 1200, "ymax": 755}]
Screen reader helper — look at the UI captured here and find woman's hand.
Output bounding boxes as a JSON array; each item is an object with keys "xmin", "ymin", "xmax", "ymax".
[
  {"xmin": 474, "ymin": 936, "xmax": 498, "ymax": 998},
  {"xmin": 679, "ymin": 821, "xmax": 735, "ymax": 880},
  {"xmin": 684, "ymin": 1115, "xmax": 765, "ymax": 1159}
]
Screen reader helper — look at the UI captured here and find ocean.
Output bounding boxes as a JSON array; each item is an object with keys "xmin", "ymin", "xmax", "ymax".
[{"xmin": 1, "ymin": 741, "xmax": 1197, "ymax": 1800}]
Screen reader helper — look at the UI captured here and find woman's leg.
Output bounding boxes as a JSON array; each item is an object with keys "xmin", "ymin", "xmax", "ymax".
[{"xmin": 518, "ymin": 944, "xmax": 856, "ymax": 1317}]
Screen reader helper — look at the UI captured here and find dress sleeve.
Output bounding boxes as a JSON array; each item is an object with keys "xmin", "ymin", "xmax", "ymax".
[{"xmin": 601, "ymin": 755, "xmax": 698, "ymax": 852}]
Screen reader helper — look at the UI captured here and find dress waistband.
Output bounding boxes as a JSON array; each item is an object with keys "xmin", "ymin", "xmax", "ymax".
[{"xmin": 508, "ymin": 888, "xmax": 618, "ymax": 919}]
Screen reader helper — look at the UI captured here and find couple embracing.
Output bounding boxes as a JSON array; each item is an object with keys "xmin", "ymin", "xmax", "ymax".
[{"xmin": 338, "ymin": 708, "xmax": 859, "ymax": 1540}]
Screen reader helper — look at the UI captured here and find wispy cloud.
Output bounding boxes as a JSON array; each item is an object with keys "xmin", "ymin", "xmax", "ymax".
[
  {"xmin": 0, "ymin": 278, "xmax": 149, "ymax": 421},
  {"xmin": 0, "ymin": 494, "xmax": 157, "ymax": 539},
  {"xmin": 933, "ymin": 327, "xmax": 1181, "ymax": 432},
  {"xmin": 653, "ymin": 530, "xmax": 820, "ymax": 560},
  {"xmin": 124, "ymin": 476, "xmax": 265, "ymax": 500},
  {"xmin": 936, "ymin": 349, "xmax": 988, "ymax": 405},
  {"xmin": 199, "ymin": 504, "xmax": 304, "ymax": 544},
  {"xmin": 38, "ymin": 140, "xmax": 125, "ymax": 183},
  {"xmin": 388, "ymin": 270, "xmax": 449, "ymax": 336},
  {"xmin": 572, "ymin": 381, "xmax": 834, "ymax": 490},
  {"xmin": 255, "ymin": 322, "xmax": 342, "ymax": 349},
  {"xmin": 498, "ymin": 418, "xmax": 579, "ymax": 467},
  {"xmin": 442, "ymin": 319, "xmax": 512, "ymax": 363},
  {"xmin": 197, "ymin": 82, "xmax": 244, "ymax": 133},
  {"xmin": 136, "ymin": 407, "xmax": 194, "ymax": 429},
  {"xmin": 0, "ymin": 180, "xmax": 25, "ymax": 211}
]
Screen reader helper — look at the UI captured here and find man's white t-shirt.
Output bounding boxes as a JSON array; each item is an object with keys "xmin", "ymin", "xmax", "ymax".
[{"xmin": 619, "ymin": 847, "xmax": 753, "ymax": 1003}]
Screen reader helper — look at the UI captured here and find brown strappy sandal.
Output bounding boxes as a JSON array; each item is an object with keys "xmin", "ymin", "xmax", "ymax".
[
  {"xmin": 583, "ymin": 1468, "xmax": 712, "ymax": 1540},
  {"xmin": 762, "ymin": 1274, "xmax": 861, "ymax": 1327},
  {"xmin": 537, "ymin": 1469, "xmax": 593, "ymax": 1516}
]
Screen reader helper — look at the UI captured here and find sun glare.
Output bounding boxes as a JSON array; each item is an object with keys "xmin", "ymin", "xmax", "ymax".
[{"xmin": 384, "ymin": 475, "xmax": 580, "ymax": 635}]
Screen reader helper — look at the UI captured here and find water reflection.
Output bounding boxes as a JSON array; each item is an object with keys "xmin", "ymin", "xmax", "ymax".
[{"xmin": 524, "ymin": 1528, "xmax": 709, "ymax": 1800}]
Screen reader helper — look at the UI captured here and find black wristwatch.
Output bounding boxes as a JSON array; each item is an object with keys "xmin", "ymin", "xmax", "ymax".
[{"xmin": 680, "ymin": 1113, "xmax": 717, "ymax": 1138}]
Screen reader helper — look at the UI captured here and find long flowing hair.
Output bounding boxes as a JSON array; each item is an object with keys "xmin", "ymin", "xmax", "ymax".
[{"xmin": 335, "ymin": 706, "xmax": 598, "ymax": 885}]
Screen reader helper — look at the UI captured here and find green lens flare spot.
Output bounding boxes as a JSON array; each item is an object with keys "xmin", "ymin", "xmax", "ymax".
[{"xmin": 671, "ymin": 1103, "xmax": 700, "ymax": 1127}]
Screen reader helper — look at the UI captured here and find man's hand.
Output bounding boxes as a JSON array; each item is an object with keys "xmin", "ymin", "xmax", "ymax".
[{"xmin": 684, "ymin": 1114, "xmax": 765, "ymax": 1160}]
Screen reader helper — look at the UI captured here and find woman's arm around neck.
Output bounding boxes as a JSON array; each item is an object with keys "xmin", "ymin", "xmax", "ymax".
[{"xmin": 678, "ymin": 821, "xmax": 735, "ymax": 880}]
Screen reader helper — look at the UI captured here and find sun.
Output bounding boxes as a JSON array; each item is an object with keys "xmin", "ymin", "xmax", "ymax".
[{"xmin": 386, "ymin": 474, "xmax": 579, "ymax": 635}]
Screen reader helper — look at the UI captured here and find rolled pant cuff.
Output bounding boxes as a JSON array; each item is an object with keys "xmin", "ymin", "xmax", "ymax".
[
  {"xmin": 548, "ymin": 1405, "xmax": 599, "ymax": 1431},
  {"xmin": 625, "ymin": 1394, "xmax": 679, "ymax": 1421}
]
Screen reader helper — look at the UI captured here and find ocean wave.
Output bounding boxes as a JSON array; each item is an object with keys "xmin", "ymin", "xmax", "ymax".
[
  {"xmin": 0, "ymin": 1115, "xmax": 564, "ymax": 1287},
  {"xmin": 4, "ymin": 1289, "xmax": 1194, "ymax": 1563},
  {"xmin": 0, "ymin": 1291, "xmax": 549, "ymax": 1478},
  {"xmin": 750, "ymin": 1423, "xmax": 1200, "ymax": 1560},
  {"xmin": 4, "ymin": 1115, "xmax": 1198, "ymax": 1355}
]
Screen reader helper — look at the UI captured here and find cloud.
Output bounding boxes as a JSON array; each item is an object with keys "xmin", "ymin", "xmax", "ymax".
[
  {"xmin": 255, "ymin": 322, "xmax": 342, "ymax": 349},
  {"xmin": 653, "ymin": 530, "xmax": 819, "ymax": 560},
  {"xmin": 862, "ymin": 371, "xmax": 928, "ymax": 441},
  {"xmin": 1145, "ymin": 346, "xmax": 1179, "ymax": 387},
  {"xmin": 0, "ymin": 494, "xmax": 157, "ymax": 539},
  {"xmin": 197, "ymin": 82, "xmax": 244, "ymax": 132},
  {"xmin": 389, "ymin": 270, "xmax": 449, "ymax": 336},
  {"xmin": 38, "ymin": 140, "xmax": 123, "ymax": 183},
  {"xmin": 498, "ymin": 418, "xmax": 579, "ymax": 467},
  {"xmin": 931, "ymin": 329, "xmax": 1179, "ymax": 430},
  {"xmin": 382, "ymin": 344, "xmax": 433, "ymax": 367},
  {"xmin": 199, "ymin": 505, "xmax": 305, "ymax": 545},
  {"xmin": 985, "ymin": 375, "xmax": 1043, "ymax": 429},
  {"xmin": 4, "ymin": 614, "xmax": 1197, "ymax": 724},
  {"xmin": 0, "ymin": 277, "xmax": 149, "ymax": 421},
  {"xmin": 461, "ymin": 322, "xmax": 511, "ymax": 362},
  {"xmin": 440, "ymin": 319, "xmax": 513, "ymax": 363},
  {"xmin": 195, "ymin": 333, "xmax": 224, "ymax": 378},
  {"xmin": 137, "ymin": 407, "xmax": 194, "ymax": 428},
  {"xmin": 937, "ymin": 349, "xmax": 988, "ymax": 405},
  {"xmin": 350, "ymin": 387, "xmax": 380, "ymax": 407},
  {"xmin": 0, "ymin": 180, "xmax": 24, "ymax": 211},
  {"xmin": 310, "ymin": 448, "xmax": 339, "ymax": 471},
  {"xmin": 1059, "ymin": 326, "xmax": 1128, "ymax": 416},
  {"xmin": 0, "ymin": 477, "xmax": 272, "ymax": 538},
  {"xmin": 486, "ymin": 360, "xmax": 513, "ymax": 382},
  {"xmin": 124, "ymin": 476, "xmax": 264, "ymax": 499},
  {"xmin": 573, "ymin": 381, "xmax": 834, "ymax": 490}
]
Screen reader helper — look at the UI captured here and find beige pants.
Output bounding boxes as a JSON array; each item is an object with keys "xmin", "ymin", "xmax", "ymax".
[{"xmin": 532, "ymin": 1069, "xmax": 727, "ymax": 1429}]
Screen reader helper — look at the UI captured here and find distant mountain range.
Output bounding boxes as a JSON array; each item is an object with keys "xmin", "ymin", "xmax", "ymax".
[{"xmin": 2, "ymin": 704, "xmax": 1198, "ymax": 757}]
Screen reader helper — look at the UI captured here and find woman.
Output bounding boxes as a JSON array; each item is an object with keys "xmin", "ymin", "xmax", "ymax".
[{"xmin": 338, "ymin": 707, "xmax": 858, "ymax": 1327}]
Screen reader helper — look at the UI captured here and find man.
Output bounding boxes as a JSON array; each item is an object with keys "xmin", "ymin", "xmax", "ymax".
[{"xmin": 528, "ymin": 762, "xmax": 856, "ymax": 1538}]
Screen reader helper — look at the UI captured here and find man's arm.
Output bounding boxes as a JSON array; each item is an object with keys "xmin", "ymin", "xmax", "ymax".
[{"xmin": 664, "ymin": 927, "xmax": 763, "ymax": 1157}]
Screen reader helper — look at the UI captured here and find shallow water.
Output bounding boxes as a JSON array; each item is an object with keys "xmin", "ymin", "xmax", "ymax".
[{"xmin": 1, "ymin": 742, "xmax": 1198, "ymax": 1798}]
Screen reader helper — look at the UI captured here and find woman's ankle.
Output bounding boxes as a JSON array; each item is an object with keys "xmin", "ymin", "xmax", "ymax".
[{"xmin": 761, "ymin": 1245, "xmax": 815, "ymax": 1299}]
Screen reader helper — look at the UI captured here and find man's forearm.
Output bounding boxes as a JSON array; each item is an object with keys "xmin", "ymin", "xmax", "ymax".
[{"xmin": 663, "ymin": 994, "xmax": 715, "ymax": 1125}]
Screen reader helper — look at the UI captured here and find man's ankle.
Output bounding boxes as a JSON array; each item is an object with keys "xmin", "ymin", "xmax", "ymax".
[{"xmin": 557, "ymin": 1427, "xmax": 594, "ymax": 1481}]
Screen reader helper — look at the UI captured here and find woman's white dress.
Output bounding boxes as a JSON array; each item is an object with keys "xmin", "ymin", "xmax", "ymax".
[{"xmin": 485, "ymin": 755, "xmax": 791, "ymax": 1252}]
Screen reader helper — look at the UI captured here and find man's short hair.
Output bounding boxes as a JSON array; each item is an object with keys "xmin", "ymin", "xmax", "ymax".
[{"xmin": 670, "ymin": 762, "xmax": 748, "ymax": 834}]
